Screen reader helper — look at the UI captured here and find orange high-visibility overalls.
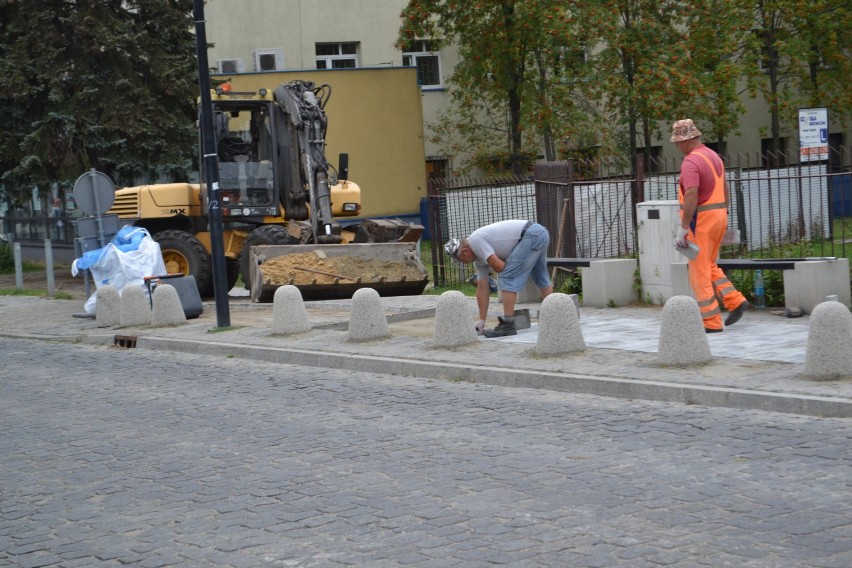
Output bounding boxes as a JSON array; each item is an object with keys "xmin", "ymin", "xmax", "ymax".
[{"xmin": 679, "ymin": 150, "xmax": 747, "ymax": 331}]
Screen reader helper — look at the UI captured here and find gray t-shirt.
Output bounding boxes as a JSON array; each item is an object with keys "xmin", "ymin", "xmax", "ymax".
[{"xmin": 467, "ymin": 220, "xmax": 528, "ymax": 280}]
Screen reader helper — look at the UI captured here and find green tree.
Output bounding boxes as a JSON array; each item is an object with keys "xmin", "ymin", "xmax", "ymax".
[
  {"xmin": 0, "ymin": 0, "xmax": 198, "ymax": 205},
  {"xmin": 746, "ymin": 0, "xmax": 851, "ymax": 155},
  {"xmin": 679, "ymin": 0, "xmax": 756, "ymax": 155},
  {"xmin": 787, "ymin": 0, "xmax": 851, "ymax": 127},
  {"xmin": 586, "ymin": 0, "xmax": 691, "ymax": 174},
  {"xmin": 398, "ymin": 0, "xmax": 591, "ymax": 175}
]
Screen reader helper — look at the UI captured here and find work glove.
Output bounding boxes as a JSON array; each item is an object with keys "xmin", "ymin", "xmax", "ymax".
[
  {"xmin": 675, "ymin": 226, "xmax": 690, "ymax": 248},
  {"xmin": 475, "ymin": 319, "xmax": 486, "ymax": 335}
]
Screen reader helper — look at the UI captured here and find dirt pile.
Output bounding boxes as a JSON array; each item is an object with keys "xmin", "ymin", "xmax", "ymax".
[{"xmin": 258, "ymin": 252, "xmax": 426, "ymax": 286}]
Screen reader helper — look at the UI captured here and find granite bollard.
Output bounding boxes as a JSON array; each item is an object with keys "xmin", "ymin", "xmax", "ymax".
[
  {"xmin": 120, "ymin": 285, "xmax": 151, "ymax": 327},
  {"xmin": 433, "ymin": 290, "xmax": 479, "ymax": 347},
  {"xmin": 536, "ymin": 293, "xmax": 585, "ymax": 356},
  {"xmin": 151, "ymin": 284, "xmax": 187, "ymax": 327},
  {"xmin": 95, "ymin": 285, "xmax": 121, "ymax": 328},
  {"xmin": 657, "ymin": 295, "xmax": 712, "ymax": 366},
  {"xmin": 803, "ymin": 300, "xmax": 852, "ymax": 380},
  {"xmin": 347, "ymin": 287, "xmax": 390, "ymax": 341},
  {"xmin": 271, "ymin": 285, "xmax": 311, "ymax": 335}
]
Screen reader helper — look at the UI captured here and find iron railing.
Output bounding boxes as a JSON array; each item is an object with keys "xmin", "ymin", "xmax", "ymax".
[
  {"xmin": 427, "ymin": 147, "xmax": 852, "ymax": 289},
  {"xmin": 1, "ymin": 215, "xmax": 73, "ymax": 244}
]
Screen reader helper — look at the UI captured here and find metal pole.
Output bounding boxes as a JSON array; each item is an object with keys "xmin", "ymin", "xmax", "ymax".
[
  {"xmin": 193, "ymin": 0, "xmax": 230, "ymax": 327},
  {"xmin": 45, "ymin": 239, "xmax": 55, "ymax": 298},
  {"xmin": 13, "ymin": 242, "xmax": 23, "ymax": 290},
  {"xmin": 90, "ymin": 169, "xmax": 105, "ymax": 247}
]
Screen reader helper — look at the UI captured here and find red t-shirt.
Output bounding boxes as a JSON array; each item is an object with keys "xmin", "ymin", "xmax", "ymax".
[{"xmin": 679, "ymin": 145, "xmax": 724, "ymax": 205}]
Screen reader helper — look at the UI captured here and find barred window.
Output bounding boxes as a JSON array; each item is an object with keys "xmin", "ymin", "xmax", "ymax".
[
  {"xmin": 402, "ymin": 40, "xmax": 442, "ymax": 87},
  {"xmin": 316, "ymin": 42, "xmax": 358, "ymax": 69}
]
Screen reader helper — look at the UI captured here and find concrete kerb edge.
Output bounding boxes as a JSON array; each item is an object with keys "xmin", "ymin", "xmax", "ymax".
[
  {"xmin": 135, "ymin": 336, "xmax": 852, "ymax": 419},
  {"xmin": 0, "ymin": 331, "xmax": 116, "ymax": 346}
]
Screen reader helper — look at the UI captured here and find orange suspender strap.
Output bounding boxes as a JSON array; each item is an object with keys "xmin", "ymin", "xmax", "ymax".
[{"xmin": 691, "ymin": 150, "xmax": 727, "ymax": 212}]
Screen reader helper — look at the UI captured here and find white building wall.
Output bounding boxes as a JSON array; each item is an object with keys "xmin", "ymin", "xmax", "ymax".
[
  {"xmin": 204, "ymin": 1, "xmax": 849, "ymax": 172},
  {"xmin": 205, "ymin": 0, "xmax": 455, "ymax": 164}
]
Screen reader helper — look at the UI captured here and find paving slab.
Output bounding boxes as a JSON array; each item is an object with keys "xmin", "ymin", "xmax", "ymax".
[{"xmin": 1, "ymin": 294, "xmax": 850, "ymax": 418}]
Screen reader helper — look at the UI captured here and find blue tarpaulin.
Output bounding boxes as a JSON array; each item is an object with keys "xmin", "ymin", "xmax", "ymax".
[{"xmin": 75, "ymin": 225, "xmax": 148, "ymax": 271}]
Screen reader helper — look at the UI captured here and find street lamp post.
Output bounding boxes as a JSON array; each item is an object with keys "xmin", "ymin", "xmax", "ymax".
[{"xmin": 192, "ymin": 0, "xmax": 230, "ymax": 327}]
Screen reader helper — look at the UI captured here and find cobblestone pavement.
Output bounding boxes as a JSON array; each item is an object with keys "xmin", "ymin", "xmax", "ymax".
[{"xmin": 2, "ymin": 338, "xmax": 851, "ymax": 567}]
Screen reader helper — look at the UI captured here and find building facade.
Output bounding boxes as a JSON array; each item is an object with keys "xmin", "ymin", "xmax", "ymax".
[
  {"xmin": 205, "ymin": 0, "xmax": 457, "ymax": 181},
  {"xmin": 205, "ymin": 0, "xmax": 850, "ymax": 177}
]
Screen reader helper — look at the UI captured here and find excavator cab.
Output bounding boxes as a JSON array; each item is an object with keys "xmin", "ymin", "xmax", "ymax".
[{"xmin": 210, "ymin": 96, "xmax": 279, "ymax": 219}]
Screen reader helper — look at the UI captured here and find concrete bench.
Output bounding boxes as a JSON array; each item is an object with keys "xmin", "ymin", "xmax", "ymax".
[
  {"xmin": 672, "ymin": 257, "xmax": 850, "ymax": 314},
  {"xmin": 716, "ymin": 258, "xmax": 797, "ymax": 271},
  {"xmin": 546, "ymin": 257, "xmax": 592, "ymax": 269},
  {"xmin": 521, "ymin": 258, "xmax": 636, "ymax": 307}
]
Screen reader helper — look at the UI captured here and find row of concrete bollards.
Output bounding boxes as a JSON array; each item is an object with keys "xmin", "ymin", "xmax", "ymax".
[
  {"xmin": 318, "ymin": 288, "xmax": 848, "ymax": 381},
  {"xmin": 273, "ymin": 287, "xmax": 851, "ymax": 380},
  {"xmin": 657, "ymin": 295, "xmax": 852, "ymax": 379},
  {"xmin": 95, "ymin": 282, "xmax": 851, "ymax": 381},
  {"xmin": 94, "ymin": 284, "xmax": 186, "ymax": 328}
]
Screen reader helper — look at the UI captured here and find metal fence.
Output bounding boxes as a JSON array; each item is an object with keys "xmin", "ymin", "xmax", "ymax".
[
  {"xmin": 426, "ymin": 146, "xmax": 852, "ymax": 289},
  {"xmin": 1, "ymin": 214, "xmax": 73, "ymax": 244}
]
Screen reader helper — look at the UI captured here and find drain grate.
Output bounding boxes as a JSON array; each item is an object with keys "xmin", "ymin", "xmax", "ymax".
[{"xmin": 114, "ymin": 335, "xmax": 138, "ymax": 349}]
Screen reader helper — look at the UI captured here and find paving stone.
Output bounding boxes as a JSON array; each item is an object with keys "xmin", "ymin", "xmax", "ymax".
[{"xmin": 2, "ymin": 336, "xmax": 852, "ymax": 566}]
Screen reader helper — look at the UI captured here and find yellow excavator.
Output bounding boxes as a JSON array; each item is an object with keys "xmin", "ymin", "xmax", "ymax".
[{"xmin": 108, "ymin": 80, "xmax": 424, "ymax": 299}]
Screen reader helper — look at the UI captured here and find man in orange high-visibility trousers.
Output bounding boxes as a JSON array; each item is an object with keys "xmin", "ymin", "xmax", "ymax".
[{"xmin": 671, "ymin": 119, "xmax": 748, "ymax": 333}]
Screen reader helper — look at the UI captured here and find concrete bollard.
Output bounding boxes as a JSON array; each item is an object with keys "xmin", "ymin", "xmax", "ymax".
[
  {"xmin": 120, "ymin": 285, "xmax": 152, "ymax": 327},
  {"xmin": 271, "ymin": 285, "xmax": 311, "ymax": 335},
  {"xmin": 657, "ymin": 295, "xmax": 712, "ymax": 366},
  {"xmin": 433, "ymin": 290, "xmax": 479, "ymax": 347},
  {"xmin": 347, "ymin": 287, "xmax": 390, "ymax": 341},
  {"xmin": 151, "ymin": 284, "xmax": 187, "ymax": 327},
  {"xmin": 536, "ymin": 293, "xmax": 585, "ymax": 356},
  {"xmin": 95, "ymin": 285, "xmax": 121, "ymax": 327},
  {"xmin": 803, "ymin": 301, "xmax": 852, "ymax": 380}
]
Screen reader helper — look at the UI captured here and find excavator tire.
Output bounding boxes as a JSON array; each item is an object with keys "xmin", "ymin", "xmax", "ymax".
[
  {"xmin": 225, "ymin": 258, "xmax": 240, "ymax": 291},
  {"xmin": 153, "ymin": 230, "xmax": 214, "ymax": 298},
  {"xmin": 240, "ymin": 225, "xmax": 299, "ymax": 290}
]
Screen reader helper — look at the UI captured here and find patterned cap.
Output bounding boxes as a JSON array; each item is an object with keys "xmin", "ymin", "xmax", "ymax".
[
  {"xmin": 444, "ymin": 238, "xmax": 460, "ymax": 260},
  {"xmin": 670, "ymin": 119, "xmax": 702, "ymax": 142}
]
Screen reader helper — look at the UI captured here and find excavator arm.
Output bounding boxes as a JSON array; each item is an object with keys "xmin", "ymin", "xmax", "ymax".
[{"xmin": 272, "ymin": 81, "xmax": 342, "ymax": 244}]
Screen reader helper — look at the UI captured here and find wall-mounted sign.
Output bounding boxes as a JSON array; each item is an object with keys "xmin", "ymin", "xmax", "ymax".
[{"xmin": 798, "ymin": 108, "xmax": 829, "ymax": 162}]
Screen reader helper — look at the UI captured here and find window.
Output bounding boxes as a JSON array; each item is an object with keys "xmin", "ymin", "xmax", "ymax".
[
  {"xmin": 316, "ymin": 43, "xmax": 358, "ymax": 69},
  {"xmin": 554, "ymin": 46, "xmax": 586, "ymax": 77},
  {"xmin": 253, "ymin": 48, "xmax": 285, "ymax": 72},
  {"xmin": 426, "ymin": 157, "xmax": 449, "ymax": 179},
  {"xmin": 639, "ymin": 145, "xmax": 662, "ymax": 173},
  {"xmin": 402, "ymin": 40, "xmax": 442, "ymax": 87},
  {"xmin": 761, "ymin": 137, "xmax": 788, "ymax": 168},
  {"xmin": 828, "ymin": 132, "xmax": 844, "ymax": 173}
]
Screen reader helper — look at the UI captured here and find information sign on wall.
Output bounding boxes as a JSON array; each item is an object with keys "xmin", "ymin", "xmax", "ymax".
[{"xmin": 798, "ymin": 108, "xmax": 829, "ymax": 162}]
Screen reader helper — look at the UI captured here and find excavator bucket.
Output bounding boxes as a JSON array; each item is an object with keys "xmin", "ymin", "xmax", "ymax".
[{"xmin": 248, "ymin": 242, "xmax": 429, "ymax": 302}]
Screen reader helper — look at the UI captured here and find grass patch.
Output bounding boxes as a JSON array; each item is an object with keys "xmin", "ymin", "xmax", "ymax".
[
  {"xmin": 206, "ymin": 325, "xmax": 244, "ymax": 333},
  {"xmin": 0, "ymin": 288, "xmax": 73, "ymax": 299}
]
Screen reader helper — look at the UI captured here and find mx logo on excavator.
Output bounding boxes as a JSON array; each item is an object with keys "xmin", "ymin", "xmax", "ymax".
[{"xmin": 165, "ymin": 208, "xmax": 187, "ymax": 216}]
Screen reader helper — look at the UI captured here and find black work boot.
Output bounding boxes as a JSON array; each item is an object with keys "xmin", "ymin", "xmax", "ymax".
[
  {"xmin": 483, "ymin": 316, "xmax": 517, "ymax": 338},
  {"xmin": 725, "ymin": 301, "xmax": 748, "ymax": 327}
]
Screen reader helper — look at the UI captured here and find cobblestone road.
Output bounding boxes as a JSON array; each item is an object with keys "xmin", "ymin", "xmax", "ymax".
[{"xmin": 1, "ymin": 338, "xmax": 851, "ymax": 567}]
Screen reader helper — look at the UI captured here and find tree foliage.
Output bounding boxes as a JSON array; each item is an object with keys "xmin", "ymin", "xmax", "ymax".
[
  {"xmin": 398, "ymin": 0, "xmax": 592, "ymax": 175},
  {"xmin": 0, "ymin": 0, "xmax": 198, "ymax": 205},
  {"xmin": 399, "ymin": 0, "xmax": 850, "ymax": 175},
  {"xmin": 745, "ymin": 0, "xmax": 851, "ymax": 152},
  {"xmin": 676, "ymin": 0, "xmax": 755, "ymax": 155},
  {"xmin": 585, "ymin": 0, "xmax": 693, "ymax": 173}
]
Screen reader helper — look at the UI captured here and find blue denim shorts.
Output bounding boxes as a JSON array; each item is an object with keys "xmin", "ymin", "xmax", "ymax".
[{"xmin": 498, "ymin": 223, "xmax": 551, "ymax": 292}]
